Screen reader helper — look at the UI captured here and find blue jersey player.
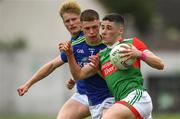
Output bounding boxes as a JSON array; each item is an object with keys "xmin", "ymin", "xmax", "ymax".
[
  {"xmin": 17, "ymin": 1, "xmax": 114, "ymax": 119},
  {"xmin": 59, "ymin": 9, "xmax": 115, "ymax": 119},
  {"xmin": 17, "ymin": 1, "xmax": 91, "ymax": 119}
]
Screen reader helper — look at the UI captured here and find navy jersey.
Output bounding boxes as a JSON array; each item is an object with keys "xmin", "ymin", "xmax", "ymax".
[
  {"xmin": 71, "ymin": 31, "xmax": 84, "ymax": 42},
  {"xmin": 60, "ymin": 38, "xmax": 113, "ymax": 106}
]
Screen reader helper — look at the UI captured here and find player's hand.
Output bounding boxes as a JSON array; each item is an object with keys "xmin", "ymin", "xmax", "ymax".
[
  {"xmin": 89, "ymin": 55, "xmax": 99, "ymax": 69},
  {"xmin": 120, "ymin": 44, "xmax": 141, "ymax": 59},
  {"xmin": 59, "ymin": 41, "xmax": 73, "ymax": 56},
  {"xmin": 59, "ymin": 41, "xmax": 68, "ymax": 52},
  {"xmin": 17, "ymin": 84, "xmax": 29, "ymax": 96},
  {"xmin": 59, "ymin": 41, "xmax": 65, "ymax": 52},
  {"xmin": 66, "ymin": 78, "xmax": 75, "ymax": 90}
]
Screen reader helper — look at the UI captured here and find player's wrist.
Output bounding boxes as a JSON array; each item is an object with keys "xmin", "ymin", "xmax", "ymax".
[
  {"xmin": 140, "ymin": 51, "xmax": 147, "ymax": 61},
  {"xmin": 136, "ymin": 50, "xmax": 142, "ymax": 58},
  {"xmin": 66, "ymin": 51, "xmax": 73, "ymax": 56}
]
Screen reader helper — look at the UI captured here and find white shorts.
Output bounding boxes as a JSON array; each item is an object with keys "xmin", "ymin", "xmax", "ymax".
[
  {"xmin": 89, "ymin": 97, "xmax": 115, "ymax": 119},
  {"xmin": 70, "ymin": 92, "xmax": 89, "ymax": 106},
  {"xmin": 119, "ymin": 89, "xmax": 153, "ymax": 119}
]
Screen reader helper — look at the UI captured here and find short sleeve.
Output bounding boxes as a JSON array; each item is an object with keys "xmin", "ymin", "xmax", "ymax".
[
  {"xmin": 60, "ymin": 52, "xmax": 68, "ymax": 63},
  {"xmin": 133, "ymin": 37, "xmax": 148, "ymax": 52}
]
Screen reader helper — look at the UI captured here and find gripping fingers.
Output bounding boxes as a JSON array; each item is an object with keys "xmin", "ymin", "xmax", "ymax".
[
  {"xmin": 120, "ymin": 52, "xmax": 132, "ymax": 58},
  {"xmin": 17, "ymin": 88, "xmax": 27, "ymax": 96}
]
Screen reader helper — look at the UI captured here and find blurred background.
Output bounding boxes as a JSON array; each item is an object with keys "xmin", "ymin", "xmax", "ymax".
[{"xmin": 0, "ymin": 0, "xmax": 180, "ymax": 119}]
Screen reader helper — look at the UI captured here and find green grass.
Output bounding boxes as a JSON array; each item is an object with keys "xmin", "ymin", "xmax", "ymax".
[
  {"xmin": 0, "ymin": 114, "xmax": 180, "ymax": 119},
  {"xmin": 153, "ymin": 114, "xmax": 180, "ymax": 119}
]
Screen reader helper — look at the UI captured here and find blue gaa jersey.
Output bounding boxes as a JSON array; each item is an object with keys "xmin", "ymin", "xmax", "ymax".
[
  {"xmin": 60, "ymin": 37, "xmax": 113, "ymax": 106},
  {"xmin": 71, "ymin": 31, "xmax": 84, "ymax": 42}
]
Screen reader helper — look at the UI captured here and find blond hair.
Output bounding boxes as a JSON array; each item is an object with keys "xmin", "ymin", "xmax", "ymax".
[{"xmin": 59, "ymin": 0, "xmax": 81, "ymax": 18}]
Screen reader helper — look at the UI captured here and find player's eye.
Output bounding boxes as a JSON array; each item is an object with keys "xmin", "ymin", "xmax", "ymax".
[
  {"xmin": 71, "ymin": 18, "xmax": 77, "ymax": 21},
  {"xmin": 65, "ymin": 19, "xmax": 70, "ymax": 23}
]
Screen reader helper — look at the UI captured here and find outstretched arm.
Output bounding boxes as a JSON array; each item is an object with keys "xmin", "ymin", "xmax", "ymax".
[
  {"xmin": 17, "ymin": 56, "xmax": 64, "ymax": 96},
  {"xmin": 59, "ymin": 41, "xmax": 97, "ymax": 80}
]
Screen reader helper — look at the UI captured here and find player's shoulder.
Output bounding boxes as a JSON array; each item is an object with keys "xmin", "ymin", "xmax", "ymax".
[
  {"xmin": 122, "ymin": 37, "xmax": 134, "ymax": 43},
  {"xmin": 72, "ymin": 35, "xmax": 86, "ymax": 46},
  {"xmin": 123, "ymin": 37, "xmax": 143, "ymax": 44},
  {"xmin": 123, "ymin": 37, "xmax": 147, "ymax": 50},
  {"xmin": 97, "ymin": 42, "xmax": 106, "ymax": 48}
]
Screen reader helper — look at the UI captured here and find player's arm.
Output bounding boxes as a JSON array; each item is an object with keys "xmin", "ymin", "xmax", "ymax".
[
  {"xmin": 68, "ymin": 55, "xmax": 97, "ymax": 80},
  {"xmin": 59, "ymin": 41, "xmax": 97, "ymax": 80},
  {"xmin": 68, "ymin": 53, "xmax": 96, "ymax": 80},
  {"xmin": 17, "ymin": 56, "xmax": 65, "ymax": 96},
  {"xmin": 140, "ymin": 50, "xmax": 164, "ymax": 70},
  {"xmin": 123, "ymin": 37, "xmax": 164, "ymax": 70},
  {"xmin": 134, "ymin": 37, "xmax": 164, "ymax": 70},
  {"xmin": 122, "ymin": 38, "xmax": 164, "ymax": 70}
]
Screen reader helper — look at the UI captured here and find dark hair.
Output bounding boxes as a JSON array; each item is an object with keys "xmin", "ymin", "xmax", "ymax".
[
  {"xmin": 102, "ymin": 13, "xmax": 125, "ymax": 26},
  {"xmin": 80, "ymin": 9, "xmax": 99, "ymax": 22}
]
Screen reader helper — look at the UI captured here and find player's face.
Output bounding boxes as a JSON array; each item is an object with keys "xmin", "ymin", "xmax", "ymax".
[
  {"xmin": 100, "ymin": 20, "xmax": 122, "ymax": 45},
  {"xmin": 81, "ymin": 20, "xmax": 100, "ymax": 43},
  {"xmin": 62, "ymin": 13, "xmax": 81, "ymax": 36}
]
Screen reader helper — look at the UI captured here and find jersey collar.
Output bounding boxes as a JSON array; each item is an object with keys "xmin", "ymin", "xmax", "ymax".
[
  {"xmin": 106, "ymin": 41, "xmax": 119, "ymax": 49},
  {"xmin": 71, "ymin": 31, "xmax": 84, "ymax": 42}
]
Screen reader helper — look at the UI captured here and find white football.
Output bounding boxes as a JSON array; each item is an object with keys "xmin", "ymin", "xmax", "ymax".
[{"xmin": 110, "ymin": 43, "xmax": 135, "ymax": 70}]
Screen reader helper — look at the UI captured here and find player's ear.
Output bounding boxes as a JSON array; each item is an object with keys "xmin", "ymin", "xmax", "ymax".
[{"xmin": 118, "ymin": 26, "xmax": 124, "ymax": 35}]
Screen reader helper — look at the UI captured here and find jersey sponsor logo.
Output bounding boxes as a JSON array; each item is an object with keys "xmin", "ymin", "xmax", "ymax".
[
  {"xmin": 101, "ymin": 61, "xmax": 118, "ymax": 77},
  {"xmin": 78, "ymin": 61, "xmax": 89, "ymax": 67},
  {"xmin": 78, "ymin": 57, "xmax": 89, "ymax": 67}
]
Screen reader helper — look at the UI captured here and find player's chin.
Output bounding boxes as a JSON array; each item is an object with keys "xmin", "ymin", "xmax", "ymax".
[
  {"xmin": 102, "ymin": 39, "xmax": 110, "ymax": 45},
  {"xmin": 70, "ymin": 28, "xmax": 80, "ymax": 35},
  {"xmin": 90, "ymin": 36, "xmax": 99, "ymax": 41}
]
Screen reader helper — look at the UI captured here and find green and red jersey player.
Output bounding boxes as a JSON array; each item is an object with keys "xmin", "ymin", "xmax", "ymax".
[{"xmin": 99, "ymin": 37, "xmax": 148, "ymax": 101}]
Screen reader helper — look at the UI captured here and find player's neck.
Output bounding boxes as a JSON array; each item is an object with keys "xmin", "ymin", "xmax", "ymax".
[
  {"xmin": 85, "ymin": 36, "xmax": 102, "ymax": 46},
  {"xmin": 71, "ymin": 31, "xmax": 81, "ymax": 38},
  {"xmin": 106, "ymin": 35, "xmax": 123, "ymax": 48},
  {"xmin": 106, "ymin": 41, "xmax": 119, "ymax": 49}
]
